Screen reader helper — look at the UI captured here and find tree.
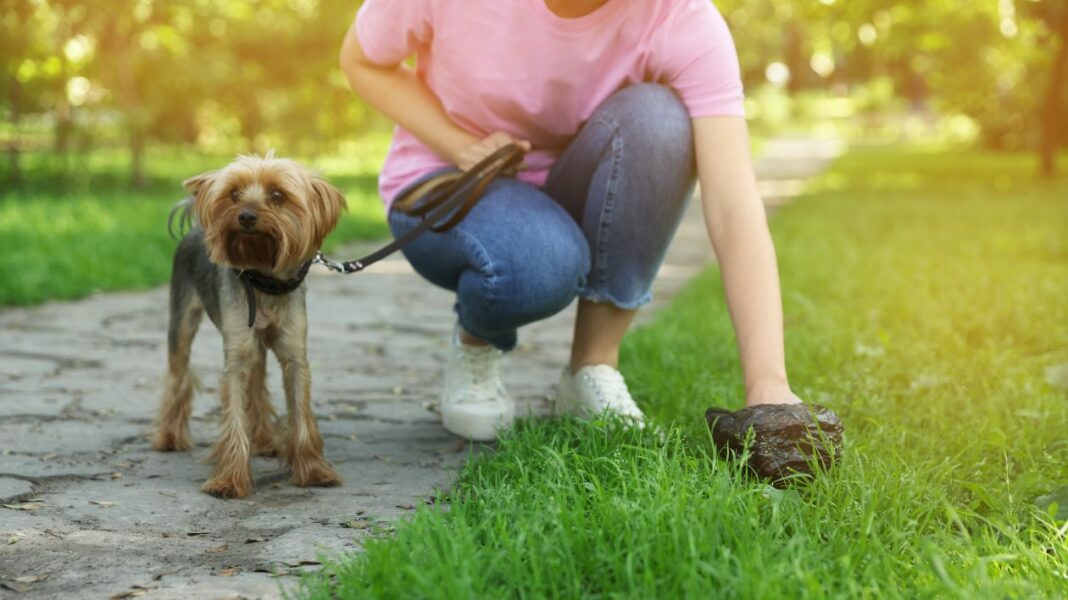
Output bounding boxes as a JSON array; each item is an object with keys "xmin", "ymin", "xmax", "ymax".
[{"xmin": 1026, "ymin": 1, "xmax": 1068, "ymax": 178}]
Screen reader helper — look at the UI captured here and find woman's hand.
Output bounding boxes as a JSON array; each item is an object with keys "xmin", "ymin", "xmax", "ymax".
[{"xmin": 454, "ymin": 132, "xmax": 531, "ymax": 172}]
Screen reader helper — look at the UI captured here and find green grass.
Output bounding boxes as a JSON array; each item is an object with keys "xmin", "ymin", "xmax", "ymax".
[
  {"xmin": 0, "ymin": 138, "xmax": 390, "ymax": 306},
  {"xmin": 294, "ymin": 147, "xmax": 1068, "ymax": 599}
]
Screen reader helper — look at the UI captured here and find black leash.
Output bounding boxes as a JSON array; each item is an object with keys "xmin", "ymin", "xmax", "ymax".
[
  {"xmin": 313, "ymin": 143, "xmax": 523, "ymax": 275},
  {"xmin": 238, "ymin": 144, "xmax": 524, "ymax": 327}
]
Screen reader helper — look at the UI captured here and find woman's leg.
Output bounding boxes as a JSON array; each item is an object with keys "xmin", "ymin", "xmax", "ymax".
[
  {"xmin": 390, "ymin": 178, "xmax": 590, "ymax": 439},
  {"xmin": 389, "ymin": 177, "xmax": 590, "ymax": 351},
  {"xmin": 543, "ymin": 83, "xmax": 696, "ymax": 371}
]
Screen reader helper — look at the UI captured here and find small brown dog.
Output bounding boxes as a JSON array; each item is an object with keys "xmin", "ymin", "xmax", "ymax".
[{"xmin": 153, "ymin": 153, "xmax": 346, "ymax": 499}]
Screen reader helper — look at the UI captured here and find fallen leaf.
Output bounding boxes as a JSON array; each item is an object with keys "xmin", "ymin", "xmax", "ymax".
[
  {"xmin": 7, "ymin": 533, "xmax": 23, "ymax": 545},
  {"xmin": 0, "ymin": 582, "xmax": 29, "ymax": 593},
  {"xmin": 113, "ymin": 462, "xmax": 132, "ymax": 468},
  {"xmin": 340, "ymin": 519, "xmax": 370, "ymax": 529},
  {"xmin": 151, "ymin": 571, "xmax": 179, "ymax": 581},
  {"xmin": 218, "ymin": 568, "xmax": 240, "ymax": 577},
  {"xmin": 2, "ymin": 502, "xmax": 45, "ymax": 511},
  {"xmin": 396, "ymin": 503, "xmax": 415, "ymax": 510},
  {"xmin": 244, "ymin": 536, "xmax": 265, "ymax": 543},
  {"xmin": 110, "ymin": 590, "xmax": 146, "ymax": 599},
  {"xmin": 436, "ymin": 439, "xmax": 468, "ymax": 454},
  {"xmin": 89, "ymin": 501, "xmax": 116, "ymax": 507},
  {"xmin": 13, "ymin": 574, "xmax": 47, "ymax": 583},
  {"xmin": 110, "ymin": 472, "xmax": 124, "ymax": 480},
  {"xmin": 205, "ymin": 543, "xmax": 229, "ymax": 553},
  {"xmin": 41, "ymin": 453, "xmax": 58, "ymax": 461}
]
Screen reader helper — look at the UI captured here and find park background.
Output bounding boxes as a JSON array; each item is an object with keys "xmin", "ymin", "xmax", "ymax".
[
  {"xmin": 2, "ymin": 0, "xmax": 1067, "ymax": 305},
  {"xmin": 1, "ymin": 1, "xmax": 1067, "ymax": 597}
]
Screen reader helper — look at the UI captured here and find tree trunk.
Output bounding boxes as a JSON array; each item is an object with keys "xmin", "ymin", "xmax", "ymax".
[
  {"xmin": 7, "ymin": 76, "xmax": 21, "ymax": 186},
  {"xmin": 784, "ymin": 21, "xmax": 805, "ymax": 95},
  {"xmin": 130, "ymin": 127, "xmax": 145, "ymax": 188},
  {"xmin": 1040, "ymin": 9, "xmax": 1068, "ymax": 179}
]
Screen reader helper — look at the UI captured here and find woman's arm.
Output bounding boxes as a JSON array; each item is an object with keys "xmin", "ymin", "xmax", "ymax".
[
  {"xmin": 693, "ymin": 116, "xmax": 801, "ymax": 407},
  {"xmin": 338, "ymin": 24, "xmax": 528, "ymax": 169}
]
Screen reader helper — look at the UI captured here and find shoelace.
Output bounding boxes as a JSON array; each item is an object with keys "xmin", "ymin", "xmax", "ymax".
[
  {"xmin": 583, "ymin": 368, "xmax": 637, "ymax": 412},
  {"xmin": 454, "ymin": 346, "xmax": 503, "ymax": 402}
]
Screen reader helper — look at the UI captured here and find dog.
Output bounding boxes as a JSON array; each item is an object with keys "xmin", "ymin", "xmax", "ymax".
[{"xmin": 152, "ymin": 153, "xmax": 347, "ymax": 499}]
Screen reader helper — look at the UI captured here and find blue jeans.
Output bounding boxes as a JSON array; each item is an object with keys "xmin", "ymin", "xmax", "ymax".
[{"xmin": 388, "ymin": 83, "xmax": 696, "ymax": 351}]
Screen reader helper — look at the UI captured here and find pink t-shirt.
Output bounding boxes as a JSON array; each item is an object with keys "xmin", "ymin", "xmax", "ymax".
[{"xmin": 355, "ymin": 0, "xmax": 746, "ymax": 206}]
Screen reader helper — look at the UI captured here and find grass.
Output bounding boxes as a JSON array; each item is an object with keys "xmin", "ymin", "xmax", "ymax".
[
  {"xmin": 294, "ymin": 146, "xmax": 1068, "ymax": 599},
  {"xmin": 0, "ymin": 137, "xmax": 390, "ymax": 306}
]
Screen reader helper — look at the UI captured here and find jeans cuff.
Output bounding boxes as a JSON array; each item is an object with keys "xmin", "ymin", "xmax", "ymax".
[
  {"xmin": 455, "ymin": 310, "xmax": 518, "ymax": 352},
  {"xmin": 578, "ymin": 288, "xmax": 653, "ymax": 310}
]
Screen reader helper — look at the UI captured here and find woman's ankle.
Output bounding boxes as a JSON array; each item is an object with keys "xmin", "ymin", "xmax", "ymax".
[{"xmin": 458, "ymin": 325, "xmax": 492, "ymax": 347}]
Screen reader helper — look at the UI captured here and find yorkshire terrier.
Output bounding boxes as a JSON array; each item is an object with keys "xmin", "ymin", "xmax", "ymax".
[{"xmin": 153, "ymin": 153, "xmax": 347, "ymax": 499}]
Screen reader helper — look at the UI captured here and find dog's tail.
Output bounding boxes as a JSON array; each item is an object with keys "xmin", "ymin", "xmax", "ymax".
[{"xmin": 167, "ymin": 197, "xmax": 195, "ymax": 241}]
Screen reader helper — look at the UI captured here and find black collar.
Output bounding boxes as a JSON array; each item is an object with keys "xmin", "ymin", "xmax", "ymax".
[{"xmin": 234, "ymin": 259, "xmax": 313, "ymax": 328}]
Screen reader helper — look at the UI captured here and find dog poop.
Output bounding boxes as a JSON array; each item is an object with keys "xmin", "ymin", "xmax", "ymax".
[{"xmin": 705, "ymin": 403, "xmax": 843, "ymax": 485}]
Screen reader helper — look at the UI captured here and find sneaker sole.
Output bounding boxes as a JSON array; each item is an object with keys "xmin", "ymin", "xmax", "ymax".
[{"xmin": 442, "ymin": 406, "xmax": 515, "ymax": 442}]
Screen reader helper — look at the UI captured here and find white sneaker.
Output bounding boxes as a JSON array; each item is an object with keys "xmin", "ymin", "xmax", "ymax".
[
  {"xmin": 555, "ymin": 365, "xmax": 645, "ymax": 425},
  {"xmin": 441, "ymin": 326, "xmax": 515, "ymax": 441}
]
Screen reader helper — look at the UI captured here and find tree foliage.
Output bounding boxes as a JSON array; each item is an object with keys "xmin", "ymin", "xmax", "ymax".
[{"xmin": 1, "ymin": 0, "xmax": 1065, "ymax": 183}]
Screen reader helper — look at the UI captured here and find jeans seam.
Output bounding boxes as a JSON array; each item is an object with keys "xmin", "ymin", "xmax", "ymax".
[{"xmin": 590, "ymin": 115, "xmax": 622, "ymax": 294}]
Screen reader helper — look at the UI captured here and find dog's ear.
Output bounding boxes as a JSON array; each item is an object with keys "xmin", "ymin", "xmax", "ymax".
[
  {"xmin": 183, "ymin": 170, "xmax": 218, "ymax": 203},
  {"xmin": 308, "ymin": 178, "xmax": 348, "ymax": 247}
]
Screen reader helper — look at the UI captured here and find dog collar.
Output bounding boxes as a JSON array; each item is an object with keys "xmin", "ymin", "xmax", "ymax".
[{"xmin": 235, "ymin": 258, "xmax": 314, "ymax": 328}]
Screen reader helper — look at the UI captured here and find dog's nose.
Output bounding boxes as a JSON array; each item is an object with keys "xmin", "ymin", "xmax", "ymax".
[{"xmin": 238, "ymin": 209, "xmax": 258, "ymax": 229}]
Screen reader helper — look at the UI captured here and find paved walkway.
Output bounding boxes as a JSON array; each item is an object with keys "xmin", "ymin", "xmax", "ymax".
[{"xmin": 0, "ymin": 137, "xmax": 841, "ymax": 599}]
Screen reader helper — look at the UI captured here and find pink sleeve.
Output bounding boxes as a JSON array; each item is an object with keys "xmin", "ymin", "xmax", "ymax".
[
  {"xmin": 649, "ymin": 0, "xmax": 746, "ymax": 118},
  {"xmin": 354, "ymin": 0, "xmax": 433, "ymax": 66}
]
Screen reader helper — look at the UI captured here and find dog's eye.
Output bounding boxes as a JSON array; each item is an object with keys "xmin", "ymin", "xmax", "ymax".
[
  {"xmin": 230, "ymin": 189, "xmax": 240, "ymax": 203},
  {"xmin": 269, "ymin": 189, "xmax": 286, "ymax": 204}
]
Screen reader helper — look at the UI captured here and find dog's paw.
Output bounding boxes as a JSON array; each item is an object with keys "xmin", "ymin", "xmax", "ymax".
[
  {"xmin": 152, "ymin": 429, "xmax": 192, "ymax": 452},
  {"xmin": 201, "ymin": 474, "xmax": 253, "ymax": 499},
  {"xmin": 292, "ymin": 460, "xmax": 342, "ymax": 488}
]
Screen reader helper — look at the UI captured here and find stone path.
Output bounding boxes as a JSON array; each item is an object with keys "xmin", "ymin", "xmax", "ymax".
[{"xmin": 0, "ymin": 137, "xmax": 841, "ymax": 599}]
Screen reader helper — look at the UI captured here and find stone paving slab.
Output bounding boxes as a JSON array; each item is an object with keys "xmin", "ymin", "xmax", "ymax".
[{"xmin": 0, "ymin": 137, "xmax": 841, "ymax": 599}]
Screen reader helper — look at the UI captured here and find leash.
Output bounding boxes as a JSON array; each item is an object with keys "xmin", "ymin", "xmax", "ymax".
[
  {"xmin": 313, "ymin": 143, "xmax": 523, "ymax": 275},
  {"xmin": 238, "ymin": 143, "xmax": 524, "ymax": 327}
]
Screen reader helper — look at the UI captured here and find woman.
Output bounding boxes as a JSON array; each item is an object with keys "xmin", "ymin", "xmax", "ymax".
[{"xmin": 340, "ymin": 0, "xmax": 802, "ymax": 442}]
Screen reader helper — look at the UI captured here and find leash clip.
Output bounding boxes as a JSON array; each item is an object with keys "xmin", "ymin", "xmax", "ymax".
[
  {"xmin": 313, "ymin": 251, "xmax": 346, "ymax": 274},
  {"xmin": 315, "ymin": 250, "xmax": 365, "ymax": 274}
]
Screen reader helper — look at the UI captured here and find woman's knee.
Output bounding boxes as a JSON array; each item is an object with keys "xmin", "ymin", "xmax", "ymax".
[
  {"xmin": 458, "ymin": 220, "xmax": 590, "ymax": 333},
  {"xmin": 596, "ymin": 83, "xmax": 694, "ymax": 167}
]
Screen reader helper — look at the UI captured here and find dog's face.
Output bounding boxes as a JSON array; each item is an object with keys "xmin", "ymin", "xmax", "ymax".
[{"xmin": 184, "ymin": 154, "xmax": 347, "ymax": 273}]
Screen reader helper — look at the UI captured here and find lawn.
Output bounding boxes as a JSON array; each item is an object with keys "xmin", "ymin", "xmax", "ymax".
[
  {"xmin": 0, "ymin": 138, "xmax": 390, "ymax": 306},
  {"xmin": 295, "ymin": 147, "xmax": 1068, "ymax": 598}
]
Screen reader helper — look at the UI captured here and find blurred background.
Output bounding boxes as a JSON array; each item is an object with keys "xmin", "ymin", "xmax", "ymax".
[{"xmin": 1, "ymin": 0, "xmax": 1066, "ymax": 305}]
